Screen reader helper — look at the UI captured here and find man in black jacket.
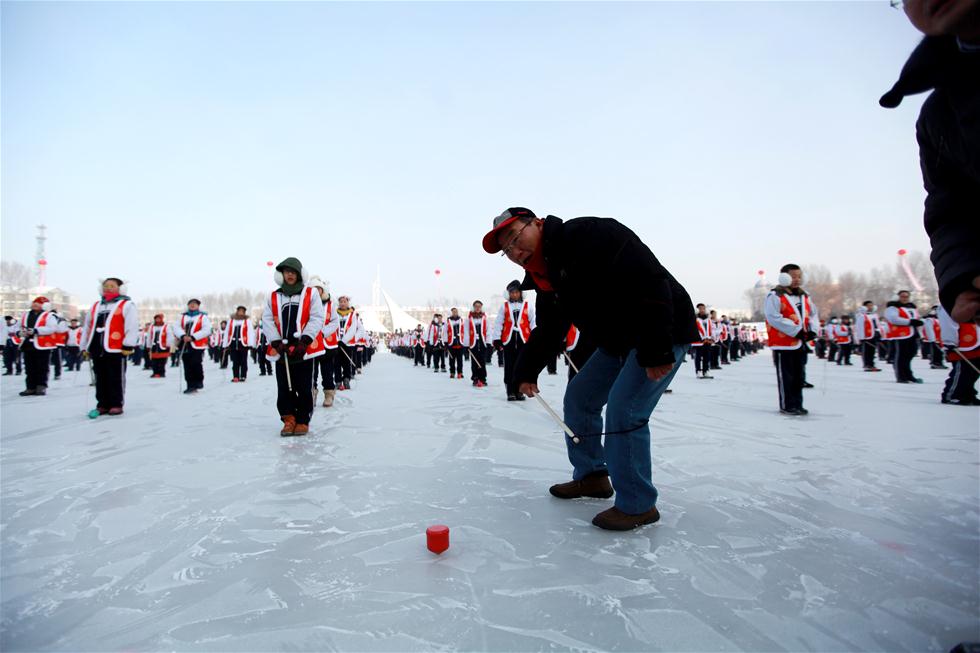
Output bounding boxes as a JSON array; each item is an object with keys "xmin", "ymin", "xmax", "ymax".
[
  {"xmin": 881, "ymin": 1, "xmax": 979, "ymax": 323},
  {"xmin": 482, "ymin": 208, "xmax": 697, "ymax": 531}
]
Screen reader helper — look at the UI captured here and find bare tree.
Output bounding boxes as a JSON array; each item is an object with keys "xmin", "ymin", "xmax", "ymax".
[{"xmin": 0, "ymin": 261, "xmax": 32, "ymax": 289}]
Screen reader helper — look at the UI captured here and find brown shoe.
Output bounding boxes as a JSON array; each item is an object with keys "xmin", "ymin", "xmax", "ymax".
[
  {"xmin": 322, "ymin": 389, "xmax": 336, "ymax": 407},
  {"xmin": 591, "ymin": 505, "xmax": 660, "ymax": 531},
  {"xmin": 280, "ymin": 415, "xmax": 297, "ymax": 436},
  {"xmin": 292, "ymin": 423, "xmax": 309, "ymax": 436},
  {"xmin": 549, "ymin": 471, "xmax": 614, "ymax": 500}
]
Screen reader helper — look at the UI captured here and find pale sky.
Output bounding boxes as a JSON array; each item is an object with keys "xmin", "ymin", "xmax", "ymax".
[{"xmin": 2, "ymin": 1, "xmax": 930, "ymax": 309}]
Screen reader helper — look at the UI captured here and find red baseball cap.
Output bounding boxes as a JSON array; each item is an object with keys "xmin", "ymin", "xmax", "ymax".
[{"xmin": 482, "ymin": 207, "xmax": 536, "ymax": 254}]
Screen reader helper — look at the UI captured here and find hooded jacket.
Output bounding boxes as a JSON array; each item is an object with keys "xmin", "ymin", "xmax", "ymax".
[
  {"xmin": 513, "ymin": 216, "xmax": 697, "ymax": 385},
  {"xmin": 881, "ymin": 36, "xmax": 980, "ymax": 315}
]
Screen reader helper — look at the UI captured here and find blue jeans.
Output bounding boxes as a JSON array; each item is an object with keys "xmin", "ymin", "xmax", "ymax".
[{"xmin": 562, "ymin": 344, "xmax": 688, "ymax": 514}]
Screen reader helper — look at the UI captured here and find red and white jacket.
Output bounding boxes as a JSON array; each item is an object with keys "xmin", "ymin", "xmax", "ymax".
[
  {"xmin": 321, "ymin": 299, "xmax": 340, "ymax": 349},
  {"xmin": 493, "ymin": 300, "xmax": 534, "ymax": 345},
  {"xmin": 149, "ymin": 324, "xmax": 172, "ymax": 350},
  {"xmin": 261, "ymin": 286, "xmax": 327, "ymax": 361},
  {"xmin": 765, "ymin": 290, "xmax": 816, "ymax": 351},
  {"xmin": 67, "ymin": 326, "xmax": 83, "ymax": 347},
  {"xmin": 172, "ymin": 313, "xmax": 213, "ymax": 350},
  {"xmin": 853, "ymin": 309, "xmax": 879, "ymax": 343},
  {"xmin": 461, "ymin": 313, "xmax": 489, "ymax": 348},
  {"xmin": 81, "ymin": 298, "xmax": 140, "ymax": 354},
  {"xmin": 425, "ymin": 321, "xmax": 444, "ymax": 347},
  {"xmin": 883, "ymin": 304, "xmax": 919, "ymax": 340},
  {"xmin": 17, "ymin": 310, "xmax": 61, "ymax": 350},
  {"xmin": 337, "ymin": 309, "xmax": 364, "ymax": 346},
  {"xmin": 692, "ymin": 317, "xmax": 712, "ymax": 347},
  {"xmin": 223, "ymin": 318, "xmax": 257, "ymax": 348},
  {"xmin": 938, "ymin": 306, "xmax": 979, "ymax": 360}
]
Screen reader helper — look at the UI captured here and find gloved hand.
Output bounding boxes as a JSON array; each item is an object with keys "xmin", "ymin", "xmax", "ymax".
[
  {"xmin": 909, "ymin": 319, "xmax": 924, "ymax": 327},
  {"xmin": 800, "ymin": 330, "xmax": 818, "ymax": 341},
  {"xmin": 121, "ymin": 348, "xmax": 135, "ymax": 356},
  {"xmin": 270, "ymin": 339, "xmax": 285, "ymax": 354},
  {"xmin": 182, "ymin": 335, "xmax": 193, "ymax": 343},
  {"xmin": 493, "ymin": 339, "xmax": 502, "ymax": 350},
  {"xmin": 288, "ymin": 337, "xmax": 311, "ymax": 359}
]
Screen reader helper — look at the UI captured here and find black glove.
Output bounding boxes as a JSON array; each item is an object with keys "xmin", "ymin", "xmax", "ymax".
[
  {"xmin": 493, "ymin": 339, "xmax": 502, "ymax": 350},
  {"xmin": 909, "ymin": 319, "xmax": 924, "ymax": 327},
  {"xmin": 288, "ymin": 339, "xmax": 309, "ymax": 359},
  {"xmin": 270, "ymin": 339, "xmax": 285, "ymax": 354},
  {"xmin": 799, "ymin": 330, "xmax": 817, "ymax": 341}
]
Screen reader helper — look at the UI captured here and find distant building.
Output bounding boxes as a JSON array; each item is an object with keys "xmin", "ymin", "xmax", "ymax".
[{"xmin": 0, "ymin": 286, "xmax": 83, "ymax": 320}]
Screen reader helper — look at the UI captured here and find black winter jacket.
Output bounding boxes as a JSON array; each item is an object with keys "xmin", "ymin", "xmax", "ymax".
[
  {"xmin": 514, "ymin": 216, "xmax": 697, "ymax": 385},
  {"xmin": 880, "ymin": 36, "xmax": 980, "ymax": 315}
]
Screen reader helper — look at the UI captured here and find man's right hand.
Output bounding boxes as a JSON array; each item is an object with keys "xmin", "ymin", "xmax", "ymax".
[
  {"xmin": 270, "ymin": 340, "xmax": 285, "ymax": 354},
  {"xmin": 182, "ymin": 335, "xmax": 193, "ymax": 343},
  {"xmin": 951, "ymin": 277, "xmax": 980, "ymax": 322}
]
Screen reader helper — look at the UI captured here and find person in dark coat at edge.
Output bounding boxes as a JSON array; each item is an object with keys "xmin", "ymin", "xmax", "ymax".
[
  {"xmin": 880, "ymin": 0, "xmax": 980, "ymax": 324},
  {"xmin": 482, "ymin": 208, "xmax": 697, "ymax": 531}
]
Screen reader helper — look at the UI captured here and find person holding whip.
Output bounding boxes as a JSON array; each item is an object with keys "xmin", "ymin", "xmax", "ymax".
[{"xmin": 482, "ymin": 208, "xmax": 697, "ymax": 531}]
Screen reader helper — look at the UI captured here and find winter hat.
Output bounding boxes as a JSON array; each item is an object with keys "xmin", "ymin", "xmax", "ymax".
[
  {"xmin": 506, "ymin": 279, "xmax": 522, "ymax": 293},
  {"xmin": 32, "ymin": 296, "xmax": 52, "ymax": 311},
  {"xmin": 307, "ymin": 275, "xmax": 328, "ymax": 292},
  {"xmin": 274, "ymin": 257, "xmax": 307, "ymax": 286},
  {"xmin": 483, "ymin": 207, "xmax": 537, "ymax": 254},
  {"xmin": 187, "ymin": 298, "xmax": 201, "ymax": 306},
  {"xmin": 99, "ymin": 277, "xmax": 129, "ymax": 295}
]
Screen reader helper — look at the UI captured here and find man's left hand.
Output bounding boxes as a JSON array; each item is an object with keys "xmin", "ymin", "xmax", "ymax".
[
  {"xmin": 518, "ymin": 382, "xmax": 539, "ymax": 397},
  {"xmin": 645, "ymin": 364, "xmax": 674, "ymax": 381}
]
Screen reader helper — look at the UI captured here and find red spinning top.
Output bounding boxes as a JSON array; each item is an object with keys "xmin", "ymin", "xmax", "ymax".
[{"xmin": 426, "ymin": 525, "xmax": 449, "ymax": 554}]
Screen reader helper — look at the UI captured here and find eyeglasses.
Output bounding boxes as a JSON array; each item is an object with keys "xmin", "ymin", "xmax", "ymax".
[{"xmin": 500, "ymin": 221, "xmax": 532, "ymax": 258}]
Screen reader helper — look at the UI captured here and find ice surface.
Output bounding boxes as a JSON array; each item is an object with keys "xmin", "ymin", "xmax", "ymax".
[{"xmin": 2, "ymin": 351, "xmax": 977, "ymax": 651}]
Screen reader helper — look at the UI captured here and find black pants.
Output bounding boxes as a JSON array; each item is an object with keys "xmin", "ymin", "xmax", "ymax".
[
  {"xmin": 4, "ymin": 344, "xmax": 22, "ymax": 374},
  {"xmin": 930, "ymin": 342, "xmax": 946, "ymax": 367},
  {"xmin": 496, "ymin": 346, "xmax": 504, "ymax": 367},
  {"xmin": 93, "ymin": 352, "xmax": 126, "ymax": 408},
  {"xmin": 49, "ymin": 348, "xmax": 63, "ymax": 377},
  {"xmin": 425, "ymin": 348, "xmax": 432, "ymax": 367},
  {"xmin": 431, "ymin": 346, "xmax": 446, "ymax": 371},
  {"xmin": 862, "ymin": 341, "xmax": 877, "ymax": 369},
  {"xmin": 65, "ymin": 347, "xmax": 82, "ymax": 371},
  {"xmin": 546, "ymin": 353, "xmax": 558, "ymax": 374},
  {"xmin": 313, "ymin": 349, "xmax": 337, "ymax": 389},
  {"xmin": 729, "ymin": 340, "xmax": 740, "ymax": 361},
  {"xmin": 470, "ymin": 342, "xmax": 488, "ymax": 383},
  {"xmin": 827, "ymin": 342, "xmax": 838, "ymax": 362},
  {"xmin": 502, "ymin": 338, "xmax": 523, "ymax": 396},
  {"xmin": 710, "ymin": 345, "xmax": 721, "ymax": 369},
  {"xmin": 230, "ymin": 347, "xmax": 249, "ymax": 379},
  {"xmin": 774, "ymin": 347, "xmax": 806, "ymax": 411},
  {"xmin": 693, "ymin": 346, "xmax": 710, "ymax": 375},
  {"xmin": 23, "ymin": 343, "xmax": 50, "ymax": 390},
  {"xmin": 720, "ymin": 342, "xmax": 729, "ymax": 363},
  {"xmin": 151, "ymin": 356, "xmax": 167, "ymax": 376},
  {"xmin": 448, "ymin": 347, "xmax": 464, "ymax": 375},
  {"xmin": 414, "ymin": 345, "xmax": 424, "ymax": 366},
  {"xmin": 257, "ymin": 348, "xmax": 272, "ymax": 375},
  {"xmin": 943, "ymin": 358, "xmax": 979, "ymax": 403},
  {"xmin": 336, "ymin": 343, "xmax": 353, "ymax": 385},
  {"xmin": 276, "ymin": 356, "xmax": 314, "ymax": 425},
  {"xmin": 837, "ymin": 343, "xmax": 852, "ymax": 365},
  {"xmin": 815, "ymin": 339, "xmax": 827, "ymax": 359},
  {"xmin": 892, "ymin": 337, "xmax": 918, "ymax": 382},
  {"xmin": 182, "ymin": 347, "xmax": 205, "ymax": 389}
]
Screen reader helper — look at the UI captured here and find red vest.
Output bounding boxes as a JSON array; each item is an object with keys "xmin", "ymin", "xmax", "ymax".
[
  {"xmin": 22, "ymin": 311, "xmax": 58, "ymax": 350},
  {"xmin": 501, "ymin": 301, "xmax": 531, "ymax": 345},
  {"xmin": 885, "ymin": 307, "xmax": 916, "ymax": 340},
  {"xmin": 464, "ymin": 315, "xmax": 488, "ymax": 347},
  {"xmin": 181, "ymin": 314, "xmax": 210, "ymax": 349},
  {"xmin": 323, "ymin": 300, "xmax": 338, "ymax": 348},
  {"xmin": 225, "ymin": 319, "xmax": 250, "ymax": 346},
  {"xmin": 84, "ymin": 301, "xmax": 130, "ymax": 353},
  {"xmin": 835, "ymin": 325, "xmax": 850, "ymax": 344},
  {"xmin": 693, "ymin": 317, "xmax": 711, "ymax": 345},
  {"xmin": 862, "ymin": 315, "xmax": 876, "ymax": 339},
  {"xmin": 267, "ymin": 287, "xmax": 326, "ymax": 361},
  {"xmin": 767, "ymin": 294, "xmax": 811, "ymax": 350}
]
